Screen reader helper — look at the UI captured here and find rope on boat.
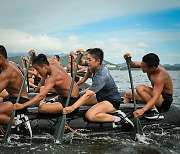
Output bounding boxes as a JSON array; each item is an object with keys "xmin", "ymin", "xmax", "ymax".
[
  {"xmin": 0, "ymin": 126, "xmax": 5, "ymax": 135},
  {"xmin": 65, "ymin": 124, "xmax": 87, "ymax": 137}
]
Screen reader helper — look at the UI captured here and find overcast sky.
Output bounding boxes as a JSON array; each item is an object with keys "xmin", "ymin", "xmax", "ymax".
[{"xmin": 0, "ymin": 0, "xmax": 180, "ymax": 64}]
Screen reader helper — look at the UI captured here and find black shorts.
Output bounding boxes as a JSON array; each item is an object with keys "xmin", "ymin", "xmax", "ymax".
[
  {"xmin": 157, "ymin": 94, "xmax": 173, "ymax": 112},
  {"xmin": 3, "ymin": 95, "xmax": 29, "ymax": 114},
  {"xmin": 96, "ymin": 97, "xmax": 122, "ymax": 109},
  {"xmin": 58, "ymin": 95, "xmax": 79, "ymax": 114}
]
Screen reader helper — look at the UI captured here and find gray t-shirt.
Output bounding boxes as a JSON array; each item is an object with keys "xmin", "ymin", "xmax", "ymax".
[{"xmin": 89, "ymin": 64, "xmax": 121, "ymax": 102}]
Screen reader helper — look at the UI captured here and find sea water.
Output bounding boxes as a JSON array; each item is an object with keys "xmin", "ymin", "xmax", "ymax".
[{"xmin": 0, "ymin": 70, "xmax": 180, "ymax": 154}]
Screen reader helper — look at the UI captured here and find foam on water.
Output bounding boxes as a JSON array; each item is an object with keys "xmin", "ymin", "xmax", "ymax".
[{"xmin": 135, "ymin": 133, "xmax": 152, "ymax": 144}]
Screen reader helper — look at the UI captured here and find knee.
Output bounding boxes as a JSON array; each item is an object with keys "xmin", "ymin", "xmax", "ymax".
[
  {"xmin": 38, "ymin": 104, "xmax": 46, "ymax": 113},
  {"xmin": 0, "ymin": 114, "xmax": 4, "ymax": 121},
  {"xmin": 3, "ymin": 102, "xmax": 13, "ymax": 113},
  {"xmin": 136, "ymin": 84, "xmax": 144, "ymax": 93},
  {"xmin": 124, "ymin": 90, "xmax": 132, "ymax": 98},
  {"xmin": 85, "ymin": 111, "xmax": 95, "ymax": 122}
]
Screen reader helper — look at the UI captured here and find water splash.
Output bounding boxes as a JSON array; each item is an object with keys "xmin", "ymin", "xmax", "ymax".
[
  {"xmin": 65, "ymin": 129, "xmax": 88, "ymax": 143},
  {"xmin": 135, "ymin": 133, "xmax": 152, "ymax": 144}
]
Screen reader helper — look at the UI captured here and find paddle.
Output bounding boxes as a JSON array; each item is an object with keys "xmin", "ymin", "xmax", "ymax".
[
  {"xmin": 2, "ymin": 53, "xmax": 35, "ymax": 144},
  {"xmin": 70, "ymin": 55, "xmax": 73, "ymax": 77},
  {"xmin": 53, "ymin": 53, "xmax": 82, "ymax": 143},
  {"xmin": 125, "ymin": 57, "xmax": 143, "ymax": 139},
  {"xmin": 22, "ymin": 57, "xmax": 30, "ymax": 93}
]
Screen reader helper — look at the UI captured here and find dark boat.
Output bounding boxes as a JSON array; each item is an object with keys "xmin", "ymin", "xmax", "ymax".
[
  {"xmin": 1, "ymin": 90, "xmax": 180, "ymax": 138},
  {"xmin": 12, "ymin": 103, "xmax": 180, "ymax": 137}
]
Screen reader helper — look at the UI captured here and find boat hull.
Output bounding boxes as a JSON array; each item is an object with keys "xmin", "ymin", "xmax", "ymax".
[{"xmin": 14, "ymin": 104, "xmax": 180, "ymax": 136}]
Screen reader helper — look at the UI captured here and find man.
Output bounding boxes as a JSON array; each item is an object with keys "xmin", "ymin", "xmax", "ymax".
[
  {"xmin": 70, "ymin": 49, "xmax": 90, "ymax": 67},
  {"xmin": 123, "ymin": 53, "xmax": 173, "ymax": 119},
  {"xmin": 14, "ymin": 53, "xmax": 79, "ymax": 115},
  {"xmin": 0, "ymin": 45, "xmax": 31, "ymax": 133},
  {"xmin": 63, "ymin": 48, "xmax": 134, "ymax": 129},
  {"xmin": 53, "ymin": 55, "xmax": 62, "ymax": 66}
]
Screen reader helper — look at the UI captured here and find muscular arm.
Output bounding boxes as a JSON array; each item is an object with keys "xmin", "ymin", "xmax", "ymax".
[
  {"xmin": 124, "ymin": 52, "xmax": 141, "ymax": 68},
  {"xmin": 15, "ymin": 77, "xmax": 55, "ymax": 109},
  {"xmin": 134, "ymin": 77, "xmax": 164, "ymax": 117},
  {"xmin": 0, "ymin": 72, "xmax": 9, "ymax": 93},
  {"xmin": 63, "ymin": 89, "xmax": 95, "ymax": 114},
  {"xmin": 143, "ymin": 78, "xmax": 164, "ymax": 112},
  {"xmin": 33, "ymin": 76, "xmax": 45, "ymax": 93},
  {"xmin": 77, "ymin": 70, "xmax": 91, "ymax": 86}
]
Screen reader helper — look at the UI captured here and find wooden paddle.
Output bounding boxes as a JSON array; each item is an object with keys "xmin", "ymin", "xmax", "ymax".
[
  {"xmin": 53, "ymin": 53, "xmax": 82, "ymax": 143},
  {"xmin": 2, "ymin": 53, "xmax": 35, "ymax": 144},
  {"xmin": 125, "ymin": 57, "xmax": 143, "ymax": 139}
]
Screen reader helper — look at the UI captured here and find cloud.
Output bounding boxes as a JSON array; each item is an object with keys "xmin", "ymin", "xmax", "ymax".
[
  {"xmin": 137, "ymin": 42, "xmax": 150, "ymax": 48},
  {"xmin": 1, "ymin": 27, "xmax": 179, "ymax": 64},
  {"xmin": 0, "ymin": 0, "xmax": 180, "ymax": 33},
  {"xmin": 0, "ymin": 28, "xmax": 89, "ymax": 54},
  {"xmin": 0, "ymin": 28, "xmax": 65, "ymax": 53}
]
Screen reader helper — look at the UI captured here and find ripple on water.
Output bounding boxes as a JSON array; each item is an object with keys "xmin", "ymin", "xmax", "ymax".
[{"xmin": 0, "ymin": 128, "xmax": 180, "ymax": 154}]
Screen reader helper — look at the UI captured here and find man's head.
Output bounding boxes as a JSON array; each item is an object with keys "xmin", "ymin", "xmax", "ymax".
[
  {"xmin": 0, "ymin": 45, "xmax": 7, "ymax": 59},
  {"xmin": 32, "ymin": 54, "xmax": 49, "ymax": 77},
  {"xmin": 142, "ymin": 53, "xmax": 160, "ymax": 68},
  {"xmin": 87, "ymin": 48, "xmax": 104, "ymax": 70},
  {"xmin": 88, "ymin": 48, "xmax": 103, "ymax": 64},
  {"xmin": 141, "ymin": 53, "xmax": 160, "ymax": 72},
  {"xmin": 54, "ymin": 55, "xmax": 60, "ymax": 61}
]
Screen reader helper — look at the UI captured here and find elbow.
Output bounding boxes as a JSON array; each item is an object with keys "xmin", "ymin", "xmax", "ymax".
[{"xmin": 85, "ymin": 91, "xmax": 94, "ymax": 100}]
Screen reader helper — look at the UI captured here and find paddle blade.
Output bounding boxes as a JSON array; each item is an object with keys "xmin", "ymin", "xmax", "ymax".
[
  {"xmin": 1, "ymin": 110, "xmax": 16, "ymax": 143},
  {"xmin": 53, "ymin": 114, "xmax": 66, "ymax": 143},
  {"xmin": 133, "ymin": 117, "xmax": 143, "ymax": 136}
]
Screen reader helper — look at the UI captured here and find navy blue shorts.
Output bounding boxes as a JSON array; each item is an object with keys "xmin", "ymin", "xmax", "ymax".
[{"xmin": 96, "ymin": 97, "xmax": 122, "ymax": 109}]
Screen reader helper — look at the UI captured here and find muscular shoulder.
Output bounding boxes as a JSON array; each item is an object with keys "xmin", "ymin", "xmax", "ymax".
[
  {"xmin": 1, "ymin": 63, "xmax": 16, "ymax": 78},
  {"xmin": 48, "ymin": 66, "xmax": 70, "ymax": 82},
  {"xmin": 159, "ymin": 66, "xmax": 171, "ymax": 80}
]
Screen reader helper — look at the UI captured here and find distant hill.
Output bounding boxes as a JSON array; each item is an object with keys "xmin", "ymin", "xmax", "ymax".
[
  {"xmin": 7, "ymin": 53, "xmax": 180, "ymax": 70},
  {"xmin": 8, "ymin": 52, "xmax": 28, "ymax": 57}
]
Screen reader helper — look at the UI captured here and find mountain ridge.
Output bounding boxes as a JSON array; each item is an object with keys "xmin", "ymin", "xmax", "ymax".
[{"xmin": 7, "ymin": 53, "xmax": 180, "ymax": 70}]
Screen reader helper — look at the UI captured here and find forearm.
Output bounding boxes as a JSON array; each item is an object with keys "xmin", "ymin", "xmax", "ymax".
[
  {"xmin": 77, "ymin": 77, "xmax": 87, "ymax": 86},
  {"xmin": 130, "ymin": 60, "xmax": 141, "ymax": 68},
  {"xmin": 142, "ymin": 98, "xmax": 158, "ymax": 111},
  {"xmin": 71, "ymin": 93, "xmax": 90, "ymax": 110},
  {"xmin": 23, "ymin": 94, "xmax": 44, "ymax": 108}
]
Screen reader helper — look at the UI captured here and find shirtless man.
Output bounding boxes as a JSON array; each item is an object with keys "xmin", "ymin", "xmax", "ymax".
[
  {"xmin": 53, "ymin": 55, "xmax": 62, "ymax": 66},
  {"xmin": 63, "ymin": 48, "xmax": 134, "ymax": 129},
  {"xmin": 0, "ymin": 45, "xmax": 29, "ymax": 124},
  {"xmin": 14, "ymin": 53, "xmax": 79, "ymax": 114},
  {"xmin": 66, "ymin": 55, "xmax": 86, "ymax": 73},
  {"xmin": 124, "ymin": 53, "xmax": 173, "ymax": 119}
]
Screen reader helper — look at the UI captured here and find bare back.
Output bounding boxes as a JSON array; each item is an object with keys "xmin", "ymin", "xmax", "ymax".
[
  {"xmin": 147, "ymin": 65, "xmax": 173, "ymax": 95},
  {"xmin": 0, "ymin": 61, "xmax": 28, "ymax": 98},
  {"xmin": 45, "ymin": 64, "xmax": 79, "ymax": 98}
]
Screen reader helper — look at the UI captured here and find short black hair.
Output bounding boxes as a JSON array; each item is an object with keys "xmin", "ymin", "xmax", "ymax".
[
  {"xmin": 88, "ymin": 48, "xmax": 104, "ymax": 64},
  {"xmin": 0, "ymin": 45, "xmax": 7, "ymax": 59},
  {"xmin": 54, "ymin": 55, "xmax": 60, "ymax": 61},
  {"xmin": 85, "ymin": 48, "xmax": 92, "ymax": 53},
  {"xmin": 142, "ymin": 53, "xmax": 160, "ymax": 68},
  {"xmin": 32, "ymin": 54, "xmax": 49, "ymax": 67}
]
